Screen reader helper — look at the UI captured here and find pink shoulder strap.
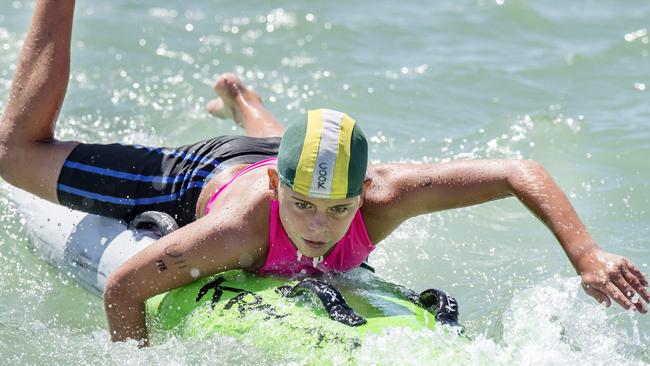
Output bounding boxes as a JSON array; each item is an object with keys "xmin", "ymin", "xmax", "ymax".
[{"xmin": 204, "ymin": 157, "xmax": 277, "ymax": 215}]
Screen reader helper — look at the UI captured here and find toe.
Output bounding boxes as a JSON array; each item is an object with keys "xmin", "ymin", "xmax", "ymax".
[
  {"xmin": 215, "ymin": 73, "xmax": 242, "ymax": 94},
  {"xmin": 207, "ymin": 98, "xmax": 232, "ymax": 119}
]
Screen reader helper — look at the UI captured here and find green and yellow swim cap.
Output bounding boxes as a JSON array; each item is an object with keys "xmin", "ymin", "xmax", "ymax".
[{"xmin": 277, "ymin": 108, "xmax": 368, "ymax": 199}]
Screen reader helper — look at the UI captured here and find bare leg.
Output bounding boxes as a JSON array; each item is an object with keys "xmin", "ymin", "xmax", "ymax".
[
  {"xmin": 0, "ymin": 0, "xmax": 79, "ymax": 203},
  {"xmin": 207, "ymin": 73, "xmax": 284, "ymax": 138}
]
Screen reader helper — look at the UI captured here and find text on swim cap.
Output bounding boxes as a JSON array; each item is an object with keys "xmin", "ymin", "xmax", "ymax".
[{"xmin": 318, "ymin": 162, "xmax": 328, "ymax": 189}]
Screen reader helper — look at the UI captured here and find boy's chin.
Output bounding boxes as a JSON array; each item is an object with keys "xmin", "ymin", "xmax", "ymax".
[{"xmin": 297, "ymin": 244, "xmax": 328, "ymax": 258}]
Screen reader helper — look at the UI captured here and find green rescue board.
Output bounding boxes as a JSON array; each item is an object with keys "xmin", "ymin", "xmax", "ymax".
[{"xmin": 145, "ymin": 268, "xmax": 461, "ymax": 356}]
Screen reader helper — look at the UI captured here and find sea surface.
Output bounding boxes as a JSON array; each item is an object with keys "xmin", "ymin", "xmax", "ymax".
[{"xmin": 0, "ymin": 0, "xmax": 648, "ymax": 365}]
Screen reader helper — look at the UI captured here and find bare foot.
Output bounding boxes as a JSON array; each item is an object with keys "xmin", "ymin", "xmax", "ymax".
[
  {"xmin": 207, "ymin": 73, "xmax": 261, "ymax": 127},
  {"xmin": 206, "ymin": 72, "xmax": 285, "ymax": 137}
]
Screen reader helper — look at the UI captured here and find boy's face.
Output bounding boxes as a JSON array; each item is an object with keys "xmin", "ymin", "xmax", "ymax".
[{"xmin": 270, "ymin": 169, "xmax": 362, "ymax": 258}]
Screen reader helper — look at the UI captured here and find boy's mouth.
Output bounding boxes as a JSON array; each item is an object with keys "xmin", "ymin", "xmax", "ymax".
[{"xmin": 302, "ymin": 238, "xmax": 327, "ymax": 249}]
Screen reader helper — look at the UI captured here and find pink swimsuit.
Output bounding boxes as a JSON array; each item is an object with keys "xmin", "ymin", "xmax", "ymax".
[{"xmin": 205, "ymin": 158, "xmax": 375, "ymax": 276}]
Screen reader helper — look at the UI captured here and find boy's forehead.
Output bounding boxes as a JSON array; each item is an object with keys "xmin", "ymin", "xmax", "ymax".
[{"xmin": 279, "ymin": 183, "xmax": 359, "ymax": 205}]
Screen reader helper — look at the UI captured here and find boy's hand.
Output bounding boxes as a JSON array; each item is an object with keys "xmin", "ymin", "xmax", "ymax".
[{"xmin": 577, "ymin": 248, "xmax": 649, "ymax": 313}]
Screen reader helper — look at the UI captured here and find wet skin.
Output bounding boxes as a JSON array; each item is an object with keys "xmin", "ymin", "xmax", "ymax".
[{"xmin": 1, "ymin": 0, "xmax": 648, "ymax": 347}]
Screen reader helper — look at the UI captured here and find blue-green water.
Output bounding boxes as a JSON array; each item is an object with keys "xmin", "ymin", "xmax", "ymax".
[{"xmin": 1, "ymin": 0, "xmax": 648, "ymax": 364}]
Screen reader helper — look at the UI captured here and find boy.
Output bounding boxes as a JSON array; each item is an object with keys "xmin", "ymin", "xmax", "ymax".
[{"xmin": 1, "ymin": 0, "xmax": 646, "ymax": 345}]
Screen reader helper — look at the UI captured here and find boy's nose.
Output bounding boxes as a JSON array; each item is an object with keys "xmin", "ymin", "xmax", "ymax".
[{"xmin": 307, "ymin": 213, "xmax": 328, "ymax": 233}]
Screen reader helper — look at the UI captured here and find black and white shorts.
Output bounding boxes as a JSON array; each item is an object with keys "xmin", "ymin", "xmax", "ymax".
[{"xmin": 56, "ymin": 135, "xmax": 280, "ymax": 227}]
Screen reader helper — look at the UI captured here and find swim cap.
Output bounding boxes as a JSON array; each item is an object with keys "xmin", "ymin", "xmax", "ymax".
[{"xmin": 277, "ymin": 108, "xmax": 368, "ymax": 199}]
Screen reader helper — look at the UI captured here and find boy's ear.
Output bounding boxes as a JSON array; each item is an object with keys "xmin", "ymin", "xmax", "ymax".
[
  {"xmin": 268, "ymin": 168, "xmax": 279, "ymax": 200},
  {"xmin": 359, "ymin": 177, "xmax": 372, "ymax": 208}
]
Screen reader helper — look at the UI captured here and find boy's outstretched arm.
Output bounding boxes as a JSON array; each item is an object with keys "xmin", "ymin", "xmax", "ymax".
[{"xmin": 366, "ymin": 159, "xmax": 649, "ymax": 312}]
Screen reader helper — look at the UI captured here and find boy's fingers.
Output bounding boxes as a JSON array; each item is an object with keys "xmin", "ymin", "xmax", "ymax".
[
  {"xmin": 621, "ymin": 267, "xmax": 650, "ymax": 303},
  {"xmin": 606, "ymin": 282, "xmax": 636, "ymax": 311},
  {"xmin": 583, "ymin": 284, "xmax": 610, "ymax": 306},
  {"xmin": 625, "ymin": 261, "xmax": 648, "ymax": 287}
]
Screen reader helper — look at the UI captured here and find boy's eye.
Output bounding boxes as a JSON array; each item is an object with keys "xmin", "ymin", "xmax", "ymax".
[
  {"xmin": 331, "ymin": 207, "xmax": 349, "ymax": 214},
  {"xmin": 295, "ymin": 202, "xmax": 311, "ymax": 209}
]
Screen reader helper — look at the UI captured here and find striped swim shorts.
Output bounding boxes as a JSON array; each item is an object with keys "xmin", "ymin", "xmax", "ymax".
[{"xmin": 56, "ymin": 135, "xmax": 280, "ymax": 227}]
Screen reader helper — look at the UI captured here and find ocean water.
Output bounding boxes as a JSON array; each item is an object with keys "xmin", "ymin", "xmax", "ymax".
[{"xmin": 0, "ymin": 0, "xmax": 649, "ymax": 364}]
